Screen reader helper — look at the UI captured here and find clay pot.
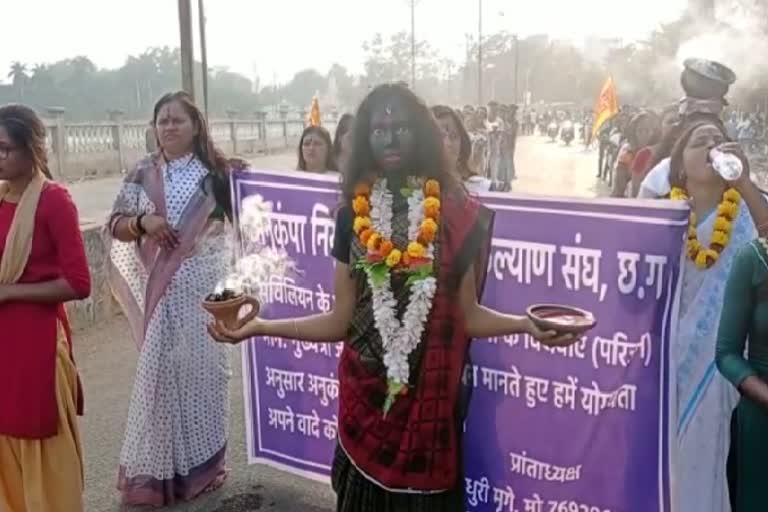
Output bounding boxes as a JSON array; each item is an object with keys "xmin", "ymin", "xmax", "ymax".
[
  {"xmin": 680, "ymin": 58, "xmax": 736, "ymax": 100},
  {"xmin": 202, "ymin": 294, "xmax": 260, "ymax": 330},
  {"xmin": 526, "ymin": 304, "xmax": 597, "ymax": 336}
]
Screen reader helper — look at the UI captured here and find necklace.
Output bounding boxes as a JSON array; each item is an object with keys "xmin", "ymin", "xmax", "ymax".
[
  {"xmin": 671, "ymin": 186, "xmax": 741, "ymax": 269},
  {"xmin": 352, "ymin": 177, "xmax": 441, "ymax": 414}
]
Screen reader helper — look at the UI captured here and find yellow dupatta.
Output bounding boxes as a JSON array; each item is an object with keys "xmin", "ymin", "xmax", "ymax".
[{"xmin": 0, "ymin": 171, "xmax": 46, "ymax": 284}]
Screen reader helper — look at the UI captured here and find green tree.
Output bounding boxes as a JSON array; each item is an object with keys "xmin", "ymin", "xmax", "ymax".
[
  {"xmin": 281, "ymin": 69, "xmax": 326, "ymax": 108},
  {"xmin": 327, "ymin": 63, "xmax": 359, "ymax": 109},
  {"xmin": 8, "ymin": 61, "xmax": 28, "ymax": 100}
]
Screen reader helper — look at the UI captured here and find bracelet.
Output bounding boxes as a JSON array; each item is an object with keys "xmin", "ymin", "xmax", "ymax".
[{"xmin": 127, "ymin": 217, "xmax": 140, "ymax": 238}]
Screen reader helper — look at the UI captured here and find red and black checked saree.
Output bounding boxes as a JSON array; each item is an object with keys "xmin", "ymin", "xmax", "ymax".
[{"xmin": 332, "ymin": 186, "xmax": 494, "ymax": 510}]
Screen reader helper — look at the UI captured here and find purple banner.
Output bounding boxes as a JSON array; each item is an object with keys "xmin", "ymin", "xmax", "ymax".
[{"xmin": 232, "ymin": 169, "xmax": 687, "ymax": 511}]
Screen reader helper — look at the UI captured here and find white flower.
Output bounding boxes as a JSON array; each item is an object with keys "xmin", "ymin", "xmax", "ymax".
[
  {"xmin": 363, "ymin": 178, "xmax": 439, "ymax": 389},
  {"xmin": 407, "ymin": 189, "xmax": 424, "ymax": 241},
  {"xmin": 371, "ymin": 180, "xmax": 393, "ymax": 240}
]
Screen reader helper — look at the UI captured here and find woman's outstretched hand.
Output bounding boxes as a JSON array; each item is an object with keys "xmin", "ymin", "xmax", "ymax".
[
  {"xmin": 524, "ymin": 317, "xmax": 577, "ymax": 347},
  {"xmin": 207, "ymin": 318, "xmax": 262, "ymax": 345}
]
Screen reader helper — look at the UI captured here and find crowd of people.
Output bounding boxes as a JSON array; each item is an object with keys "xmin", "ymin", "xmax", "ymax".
[
  {"xmin": 292, "ymin": 98, "xmax": 519, "ymax": 195},
  {"xmin": 2, "ymin": 57, "xmax": 768, "ymax": 512}
]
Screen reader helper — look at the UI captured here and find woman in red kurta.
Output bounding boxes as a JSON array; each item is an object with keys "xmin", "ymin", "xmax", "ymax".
[{"xmin": 0, "ymin": 104, "xmax": 91, "ymax": 512}]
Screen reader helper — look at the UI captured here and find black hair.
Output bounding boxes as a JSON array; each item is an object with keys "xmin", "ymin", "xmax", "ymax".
[
  {"xmin": 0, "ymin": 104, "xmax": 53, "ymax": 179},
  {"xmin": 332, "ymin": 113, "xmax": 355, "ymax": 162},
  {"xmin": 297, "ymin": 125, "xmax": 335, "ymax": 171},
  {"xmin": 668, "ymin": 120, "xmax": 729, "ymax": 190},
  {"xmin": 152, "ymin": 91, "xmax": 232, "ymax": 220},
  {"xmin": 431, "ymin": 104, "xmax": 475, "ymax": 179},
  {"xmin": 341, "ymin": 83, "xmax": 457, "ymax": 201}
]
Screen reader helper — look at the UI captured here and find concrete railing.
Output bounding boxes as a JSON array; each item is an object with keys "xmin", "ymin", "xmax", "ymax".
[
  {"xmin": 66, "ymin": 222, "xmax": 115, "ymax": 330},
  {"xmin": 44, "ymin": 107, "xmax": 339, "ymax": 182}
]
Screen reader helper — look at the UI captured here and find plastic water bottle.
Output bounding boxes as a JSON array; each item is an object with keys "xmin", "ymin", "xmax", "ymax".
[{"xmin": 710, "ymin": 148, "xmax": 743, "ymax": 181}]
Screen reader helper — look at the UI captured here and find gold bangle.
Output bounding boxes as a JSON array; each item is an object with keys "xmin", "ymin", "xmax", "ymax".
[{"xmin": 127, "ymin": 217, "xmax": 140, "ymax": 238}]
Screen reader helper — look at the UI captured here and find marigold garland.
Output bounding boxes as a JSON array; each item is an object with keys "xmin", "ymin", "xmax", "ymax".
[
  {"xmin": 352, "ymin": 177, "xmax": 442, "ymax": 414},
  {"xmin": 353, "ymin": 178, "xmax": 441, "ymax": 269},
  {"xmin": 671, "ymin": 186, "xmax": 741, "ymax": 269}
]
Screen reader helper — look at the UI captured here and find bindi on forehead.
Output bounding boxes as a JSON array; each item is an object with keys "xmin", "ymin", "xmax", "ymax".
[
  {"xmin": 371, "ymin": 110, "xmax": 409, "ymax": 128},
  {"xmin": 158, "ymin": 102, "xmax": 188, "ymax": 120}
]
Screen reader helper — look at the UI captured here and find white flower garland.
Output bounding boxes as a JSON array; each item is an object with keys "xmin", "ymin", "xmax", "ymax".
[
  {"xmin": 370, "ymin": 180, "xmax": 393, "ymax": 239},
  {"xmin": 366, "ymin": 179, "xmax": 438, "ymax": 386}
]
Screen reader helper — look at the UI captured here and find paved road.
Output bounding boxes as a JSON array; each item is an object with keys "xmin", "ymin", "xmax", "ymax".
[
  {"xmin": 508, "ymin": 136, "xmax": 607, "ymax": 198},
  {"xmin": 74, "ymin": 136, "xmax": 605, "ymax": 511},
  {"xmin": 78, "ymin": 317, "xmax": 335, "ymax": 512}
]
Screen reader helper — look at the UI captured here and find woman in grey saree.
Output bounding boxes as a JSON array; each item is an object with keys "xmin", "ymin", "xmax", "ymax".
[{"xmin": 105, "ymin": 92, "xmax": 240, "ymax": 506}]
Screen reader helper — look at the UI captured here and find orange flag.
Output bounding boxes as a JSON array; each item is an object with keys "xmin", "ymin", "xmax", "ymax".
[
  {"xmin": 308, "ymin": 96, "xmax": 321, "ymax": 127},
  {"xmin": 591, "ymin": 77, "xmax": 619, "ymax": 138}
]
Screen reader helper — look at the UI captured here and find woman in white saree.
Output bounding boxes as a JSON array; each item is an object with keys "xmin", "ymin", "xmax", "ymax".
[{"xmin": 666, "ymin": 120, "xmax": 768, "ymax": 511}]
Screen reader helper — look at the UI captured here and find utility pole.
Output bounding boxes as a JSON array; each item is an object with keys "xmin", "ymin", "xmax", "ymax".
[
  {"xmin": 198, "ymin": 0, "xmax": 209, "ymax": 117},
  {"xmin": 513, "ymin": 34, "xmax": 519, "ymax": 104},
  {"xmin": 178, "ymin": 0, "xmax": 195, "ymax": 100},
  {"xmin": 478, "ymin": 0, "xmax": 483, "ymax": 105},
  {"xmin": 410, "ymin": 0, "xmax": 416, "ymax": 90}
]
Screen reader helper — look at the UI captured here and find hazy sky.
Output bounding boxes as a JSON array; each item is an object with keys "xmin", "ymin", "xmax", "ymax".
[{"xmin": 2, "ymin": 0, "xmax": 688, "ymax": 85}]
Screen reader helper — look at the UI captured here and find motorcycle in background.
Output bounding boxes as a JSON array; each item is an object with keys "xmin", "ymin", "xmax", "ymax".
[
  {"xmin": 547, "ymin": 122, "xmax": 559, "ymax": 142},
  {"xmin": 561, "ymin": 120, "xmax": 575, "ymax": 146}
]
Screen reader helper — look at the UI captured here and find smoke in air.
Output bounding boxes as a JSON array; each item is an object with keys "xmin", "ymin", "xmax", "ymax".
[{"xmin": 214, "ymin": 193, "xmax": 295, "ymax": 304}]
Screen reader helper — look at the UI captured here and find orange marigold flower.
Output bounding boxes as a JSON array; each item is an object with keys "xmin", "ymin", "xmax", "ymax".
[
  {"xmin": 711, "ymin": 230, "xmax": 730, "ymax": 247},
  {"xmin": 353, "ymin": 216, "xmax": 372, "ymax": 234},
  {"xmin": 402, "ymin": 252, "xmax": 411, "ymax": 266},
  {"xmin": 352, "ymin": 196, "xmax": 370, "ymax": 216},
  {"xmin": 670, "ymin": 187, "xmax": 688, "ymax": 201},
  {"xmin": 418, "ymin": 228, "xmax": 436, "ymax": 245},
  {"xmin": 379, "ymin": 240, "xmax": 394, "ymax": 257},
  {"xmin": 407, "ymin": 241, "xmax": 426, "ymax": 258},
  {"xmin": 713, "ymin": 217, "xmax": 733, "ymax": 233},
  {"xmin": 695, "ymin": 248, "xmax": 719, "ymax": 269},
  {"xmin": 687, "ymin": 239, "xmax": 702, "ymax": 258},
  {"xmin": 424, "ymin": 179, "xmax": 440, "ymax": 198},
  {"xmin": 354, "ymin": 183, "xmax": 371, "ymax": 196},
  {"xmin": 359, "ymin": 228, "xmax": 374, "ymax": 245},
  {"xmin": 717, "ymin": 201, "xmax": 738, "ymax": 220},
  {"xmin": 424, "ymin": 197, "xmax": 441, "ymax": 219},
  {"xmin": 385, "ymin": 249, "xmax": 402, "ymax": 268},
  {"xmin": 421, "ymin": 218, "xmax": 438, "ymax": 235},
  {"xmin": 723, "ymin": 189, "xmax": 741, "ymax": 203},
  {"xmin": 367, "ymin": 233, "xmax": 383, "ymax": 252}
]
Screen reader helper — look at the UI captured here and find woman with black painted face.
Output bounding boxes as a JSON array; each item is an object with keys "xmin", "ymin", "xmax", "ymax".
[{"xmin": 208, "ymin": 84, "xmax": 575, "ymax": 511}]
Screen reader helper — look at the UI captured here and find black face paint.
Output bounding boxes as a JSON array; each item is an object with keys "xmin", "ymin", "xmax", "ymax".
[{"xmin": 368, "ymin": 97, "xmax": 416, "ymax": 175}]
